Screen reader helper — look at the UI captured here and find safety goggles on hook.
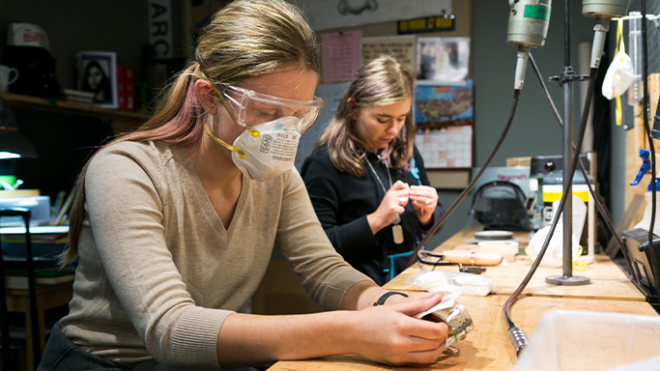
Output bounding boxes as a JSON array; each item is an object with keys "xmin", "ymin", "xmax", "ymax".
[{"xmin": 209, "ymin": 82, "xmax": 324, "ymax": 134}]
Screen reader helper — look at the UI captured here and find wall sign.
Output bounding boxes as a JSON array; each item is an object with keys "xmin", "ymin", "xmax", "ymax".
[
  {"xmin": 148, "ymin": 0, "xmax": 173, "ymax": 60},
  {"xmin": 398, "ymin": 14, "xmax": 456, "ymax": 35}
]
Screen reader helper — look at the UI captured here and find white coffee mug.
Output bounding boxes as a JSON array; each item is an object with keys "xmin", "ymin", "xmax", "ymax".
[{"xmin": 0, "ymin": 65, "xmax": 19, "ymax": 93}]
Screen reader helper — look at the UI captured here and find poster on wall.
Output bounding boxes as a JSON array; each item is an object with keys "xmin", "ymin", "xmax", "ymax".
[
  {"xmin": 321, "ymin": 30, "xmax": 362, "ymax": 83},
  {"xmin": 415, "ymin": 125, "xmax": 472, "ymax": 169},
  {"xmin": 416, "ymin": 37, "xmax": 470, "ymax": 85},
  {"xmin": 287, "ymin": 0, "xmax": 452, "ymax": 31},
  {"xmin": 414, "ymin": 81, "xmax": 473, "ymax": 126},
  {"xmin": 360, "ymin": 35, "xmax": 416, "ymax": 72}
]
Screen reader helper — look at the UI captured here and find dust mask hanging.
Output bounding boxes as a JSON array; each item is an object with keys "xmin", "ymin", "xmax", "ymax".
[
  {"xmin": 204, "ymin": 117, "xmax": 300, "ymax": 182},
  {"xmin": 602, "ymin": 19, "xmax": 635, "ymax": 126}
]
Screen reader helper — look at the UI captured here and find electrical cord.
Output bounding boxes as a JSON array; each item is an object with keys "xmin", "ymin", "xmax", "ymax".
[
  {"xmin": 503, "ymin": 66, "xmax": 599, "ymax": 351},
  {"xmin": 640, "ymin": 0, "xmax": 660, "ymax": 298},
  {"xmin": 527, "ymin": 53, "xmax": 634, "ymax": 277},
  {"xmin": 406, "ymin": 89, "xmax": 522, "ymax": 267}
]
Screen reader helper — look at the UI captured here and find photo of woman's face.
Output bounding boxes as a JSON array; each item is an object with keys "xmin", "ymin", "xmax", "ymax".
[{"xmin": 87, "ymin": 65, "xmax": 104, "ymax": 91}]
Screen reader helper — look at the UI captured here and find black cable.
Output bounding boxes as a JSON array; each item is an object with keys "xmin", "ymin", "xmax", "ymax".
[
  {"xmin": 640, "ymin": 0, "xmax": 660, "ymax": 298},
  {"xmin": 406, "ymin": 89, "xmax": 522, "ymax": 267},
  {"xmin": 527, "ymin": 53, "xmax": 634, "ymax": 277},
  {"xmin": 503, "ymin": 67, "xmax": 599, "ymax": 330}
]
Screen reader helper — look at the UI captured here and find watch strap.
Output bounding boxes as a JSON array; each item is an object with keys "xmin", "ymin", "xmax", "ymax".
[{"xmin": 373, "ymin": 291, "xmax": 409, "ymax": 306}]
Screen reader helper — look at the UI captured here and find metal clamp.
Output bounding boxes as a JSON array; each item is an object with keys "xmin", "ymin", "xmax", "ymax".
[{"xmin": 549, "ymin": 66, "xmax": 591, "ymax": 86}]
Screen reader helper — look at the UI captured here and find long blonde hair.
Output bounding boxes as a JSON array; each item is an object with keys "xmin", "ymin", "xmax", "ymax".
[
  {"xmin": 61, "ymin": 0, "xmax": 320, "ymax": 265},
  {"xmin": 316, "ymin": 55, "xmax": 415, "ymax": 178}
]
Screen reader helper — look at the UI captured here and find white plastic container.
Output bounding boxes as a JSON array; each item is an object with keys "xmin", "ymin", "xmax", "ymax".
[
  {"xmin": 514, "ymin": 310, "xmax": 660, "ymax": 371},
  {"xmin": 0, "ymin": 196, "xmax": 51, "ymax": 226}
]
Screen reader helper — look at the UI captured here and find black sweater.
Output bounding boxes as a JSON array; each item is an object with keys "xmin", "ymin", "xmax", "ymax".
[{"xmin": 301, "ymin": 145, "xmax": 444, "ymax": 285}]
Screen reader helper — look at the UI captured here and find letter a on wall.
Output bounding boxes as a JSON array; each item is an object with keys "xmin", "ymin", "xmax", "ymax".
[{"xmin": 149, "ymin": 0, "xmax": 173, "ymax": 60}]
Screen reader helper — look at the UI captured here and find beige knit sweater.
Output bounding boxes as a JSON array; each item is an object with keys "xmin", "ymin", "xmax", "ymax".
[{"xmin": 60, "ymin": 141, "xmax": 371, "ymax": 370}]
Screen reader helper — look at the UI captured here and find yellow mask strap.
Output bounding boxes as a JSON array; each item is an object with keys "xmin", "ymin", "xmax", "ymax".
[
  {"xmin": 203, "ymin": 124, "xmax": 246, "ymax": 159},
  {"xmin": 612, "ymin": 22, "xmax": 623, "ymax": 128},
  {"xmin": 199, "ymin": 71, "xmax": 260, "ymax": 139},
  {"xmin": 614, "ymin": 74, "xmax": 622, "ymax": 126},
  {"xmin": 615, "ymin": 19, "xmax": 624, "ymax": 55}
]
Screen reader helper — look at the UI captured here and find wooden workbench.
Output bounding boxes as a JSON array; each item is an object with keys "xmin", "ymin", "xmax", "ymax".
[
  {"xmin": 268, "ymin": 294, "xmax": 657, "ymax": 371},
  {"xmin": 267, "ymin": 229, "xmax": 658, "ymax": 371},
  {"xmin": 384, "ymin": 231, "xmax": 644, "ymax": 302}
]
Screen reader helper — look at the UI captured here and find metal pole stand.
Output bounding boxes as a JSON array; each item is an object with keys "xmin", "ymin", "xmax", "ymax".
[{"xmin": 546, "ymin": 0, "xmax": 590, "ymax": 286}]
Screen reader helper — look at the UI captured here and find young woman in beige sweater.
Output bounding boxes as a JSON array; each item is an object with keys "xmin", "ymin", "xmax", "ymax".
[{"xmin": 38, "ymin": 1, "xmax": 449, "ymax": 370}]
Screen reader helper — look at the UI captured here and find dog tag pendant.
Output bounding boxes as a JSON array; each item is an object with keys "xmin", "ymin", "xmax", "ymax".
[{"xmin": 392, "ymin": 224, "xmax": 404, "ymax": 244}]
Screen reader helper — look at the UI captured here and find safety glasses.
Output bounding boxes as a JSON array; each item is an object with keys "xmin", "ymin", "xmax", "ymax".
[
  {"xmin": 216, "ymin": 84, "xmax": 324, "ymax": 133},
  {"xmin": 417, "ymin": 250, "xmax": 462, "ymax": 273}
]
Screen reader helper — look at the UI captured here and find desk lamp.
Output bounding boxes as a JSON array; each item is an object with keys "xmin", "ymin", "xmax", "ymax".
[{"xmin": 0, "ymin": 96, "xmax": 37, "ymax": 160}]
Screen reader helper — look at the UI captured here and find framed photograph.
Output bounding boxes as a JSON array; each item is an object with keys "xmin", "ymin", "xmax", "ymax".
[
  {"xmin": 77, "ymin": 51, "xmax": 117, "ymax": 109},
  {"xmin": 415, "ymin": 37, "xmax": 470, "ymax": 85}
]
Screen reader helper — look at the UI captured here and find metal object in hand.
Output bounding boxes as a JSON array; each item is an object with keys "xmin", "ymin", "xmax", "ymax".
[{"xmin": 425, "ymin": 303, "xmax": 474, "ymax": 347}]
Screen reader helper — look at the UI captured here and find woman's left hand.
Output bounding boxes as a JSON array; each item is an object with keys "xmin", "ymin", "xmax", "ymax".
[{"xmin": 409, "ymin": 185, "xmax": 438, "ymax": 227}]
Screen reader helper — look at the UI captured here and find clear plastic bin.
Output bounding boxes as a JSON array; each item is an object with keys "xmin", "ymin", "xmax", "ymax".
[{"xmin": 514, "ymin": 310, "xmax": 660, "ymax": 371}]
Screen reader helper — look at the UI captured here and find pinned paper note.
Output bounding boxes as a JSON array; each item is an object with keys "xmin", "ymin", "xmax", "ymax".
[{"xmin": 321, "ymin": 31, "xmax": 362, "ymax": 83}]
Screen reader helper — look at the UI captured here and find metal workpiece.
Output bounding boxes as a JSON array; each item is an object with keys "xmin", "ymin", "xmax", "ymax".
[
  {"xmin": 507, "ymin": 0, "xmax": 552, "ymax": 48},
  {"xmin": 582, "ymin": 0, "xmax": 630, "ymax": 18},
  {"xmin": 429, "ymin": 303, "xmax": 474, "ymax": 345}
]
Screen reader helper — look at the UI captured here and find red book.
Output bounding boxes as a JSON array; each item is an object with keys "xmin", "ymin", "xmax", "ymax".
[
  {"xmin": 125, "ymin": 67, "xmax": 134, "ymax": 111},
  {"xmin": 116, "ymin": 65, "xmax": 126, "ymax": 110}
]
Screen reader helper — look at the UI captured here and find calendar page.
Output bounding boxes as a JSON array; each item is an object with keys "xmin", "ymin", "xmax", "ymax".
[{"xmin": 415, "ymin": 125, "xmax": 472, "ymax": 169}]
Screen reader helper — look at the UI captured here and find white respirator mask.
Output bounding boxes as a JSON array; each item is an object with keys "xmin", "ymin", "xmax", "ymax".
[{"xmin": 201, "ymin": 75, "xmax": 324, "ymax": 182}]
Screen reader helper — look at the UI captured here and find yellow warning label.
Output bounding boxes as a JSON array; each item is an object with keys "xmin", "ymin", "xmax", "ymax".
[{"xmin": 543, "ymin": 191, "xmax": 589, "ymax": 203}]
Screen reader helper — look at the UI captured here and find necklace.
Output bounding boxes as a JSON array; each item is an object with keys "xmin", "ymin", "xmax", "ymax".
[{"xmin": 365, "ymin": 156, "xmax": 404, "ymax": 244}]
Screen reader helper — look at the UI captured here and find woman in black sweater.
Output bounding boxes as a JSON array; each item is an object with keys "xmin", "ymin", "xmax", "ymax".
[{"xmin": 301, "ymin": 55, "xmax": 444, "ymax": 285}]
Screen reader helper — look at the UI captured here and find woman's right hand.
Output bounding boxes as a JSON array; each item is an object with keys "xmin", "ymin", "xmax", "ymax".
[
  {"xmin": 367, "ymin": 180, "xmax": 410, "ymax": 234},
  {"xmin": 346, "ymin": 293, "xmax": 449, "ymax": 365}
]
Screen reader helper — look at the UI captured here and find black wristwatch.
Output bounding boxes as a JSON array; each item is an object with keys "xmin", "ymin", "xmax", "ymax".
[{"xmin": 373, "ymin": 291, "xmax": 409, "ymax": 306}]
